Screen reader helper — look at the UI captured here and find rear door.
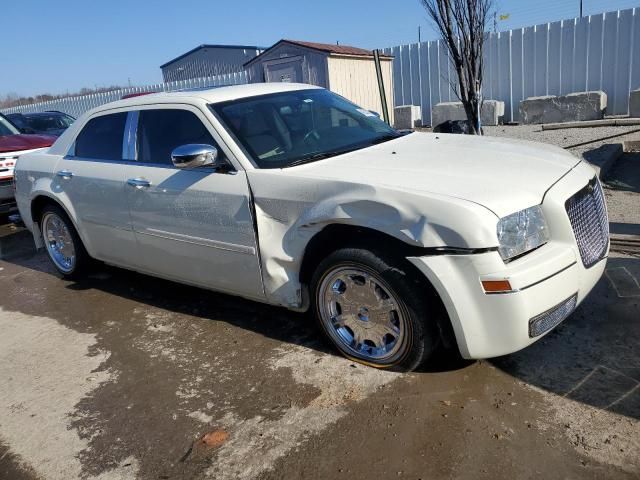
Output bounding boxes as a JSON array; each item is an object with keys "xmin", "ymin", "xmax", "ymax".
[
  {"xmin": 53, "ymin": 111, "xmax": 142, "ymax": 267},
  {"xmin": 124, "ymin": 105, "xmax": 264, "ymax": 300}
]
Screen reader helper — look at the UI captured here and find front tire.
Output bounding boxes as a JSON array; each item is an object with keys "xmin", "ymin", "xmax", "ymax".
[
  {"xmin": 311, "ymin": 246, "xmax": 439, "ymax": 371},
  {"xmin": 40, "ymin": 204, "xmax": 91, "ymax": 279}
]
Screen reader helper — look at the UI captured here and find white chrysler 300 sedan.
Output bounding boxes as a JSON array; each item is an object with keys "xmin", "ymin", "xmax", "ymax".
[{"xmin": 14, "ymin": 83, "xmax": 609, "ymax": 371}]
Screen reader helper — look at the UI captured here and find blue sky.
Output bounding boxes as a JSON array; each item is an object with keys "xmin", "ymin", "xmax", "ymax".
[{"xmin": 2, "ymin": 0, "xmax": 639, "ymax": 97}]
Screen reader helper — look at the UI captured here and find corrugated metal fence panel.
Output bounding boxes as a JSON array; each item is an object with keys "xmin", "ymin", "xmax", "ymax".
[
  {"xmin": 587, "ymin": 14, "xmax": 604, "ymax": 91},
  {"xmin": 616, "ymin": 9, "xmax": 634, "ymax": 114},
  {"xmin": 384, "ymin": 7, "xmax": 639, "ymax": 124},
  {"xmin": 560, "ymin": 19, "xmax": 575, "ymax": 95},
  {"xmin": 548, "ymin": 21, "xmax": 562, "ymax": 96},
  {"xmin": 511, "ymin": 28, "xmax": 524, "ymax": 120},
  {"xmin": 498, "ymin": 31, "xmax": 512, "ymax": 119},
  {"xmin": 1, "ymin": 72, "xmax": 248, "ymax": 117},
  {"xmin": 428, "ymin": 39, "xmax": 441, "ymax": 118},
  {"xmin": 632, "ymin": 11, "xmax": 640, "ymax": 95},
  {"xmin": 418, "ymin": 42, "xmax": 431, "ymax": 124}
]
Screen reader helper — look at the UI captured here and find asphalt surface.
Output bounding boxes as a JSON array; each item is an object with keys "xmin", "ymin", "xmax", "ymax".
[
  {"xmin": 0, "ymin": 131, "xmax": 639, "ymax": 480},
  {"xmin": 0, "ymin": 224, "xmax": 638, "ymax": 480}
]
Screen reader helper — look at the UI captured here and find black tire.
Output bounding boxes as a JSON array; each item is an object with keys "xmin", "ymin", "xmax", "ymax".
[
  {"xmin": 310, "ymin": 246, "xmax": 440, "ymax": 372},
  {"xmin": 40, "ymin": 204, "xmax": 91, "ymax": 279}
]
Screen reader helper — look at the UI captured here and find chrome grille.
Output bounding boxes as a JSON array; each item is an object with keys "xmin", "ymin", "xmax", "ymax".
[
  {"xmin": 529, "ymin": 294, "xmax": 577, "ymax": 337},
  {"xmin": 565, "ymin": 177, "xmax": 609, "ymax": 268}
]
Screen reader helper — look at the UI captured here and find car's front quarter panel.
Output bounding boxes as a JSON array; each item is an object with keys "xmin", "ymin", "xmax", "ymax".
[
  {"xmin": 408, "ymin": 160, "xmax": 607, "ymax": 359},
  {"xmin": 247, "ymin": 168, "xmax": 500, "ymax": 309}
]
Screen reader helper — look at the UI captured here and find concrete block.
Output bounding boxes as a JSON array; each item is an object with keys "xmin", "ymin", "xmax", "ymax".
[
  {"xmin": 519, "ymin": 91, "xmax": 607, "ymax": 124},
  {"xmin": 431, "ymin": 102, "xmax": 466, "ymax": 127},
  {"xmin": 629, "ymin": 89, "xmax": 640, "ymax": 118},
  {"xmin": 393, "ymin": 105, "xmax": 422, "ymax": 129},
  {"xmin": 431, "ymin": 100, "xmax": 504, "ymax": 127}
]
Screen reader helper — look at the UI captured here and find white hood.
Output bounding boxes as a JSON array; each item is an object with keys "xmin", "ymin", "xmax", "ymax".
[{"xmin": 292, "ymin": 132, "xmax": 581, "ymax": 218}]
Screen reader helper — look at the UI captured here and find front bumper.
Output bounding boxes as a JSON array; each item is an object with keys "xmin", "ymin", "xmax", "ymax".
[{"xmin": 409, "ymin": 161, "xmax": 608, "ymax": 359}]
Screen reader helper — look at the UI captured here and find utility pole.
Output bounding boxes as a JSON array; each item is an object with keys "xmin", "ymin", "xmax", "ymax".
[
  {"xmin": 580, "ymin": 0, "xmax": 583, "ymax": 17},
  {"xmin": 493, "ymin": 12, "xmax": 497, "ymax": 33},
  {"xmin": 418, "ymin": 25, "xmax": 421, "ymax": 43}
]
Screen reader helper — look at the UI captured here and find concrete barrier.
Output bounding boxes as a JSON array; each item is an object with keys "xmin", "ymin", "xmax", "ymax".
[
  {"xmin": 394, "ymin": 105, "xmax": 422, "ymax": 129},
  {"xmin": 431, "ymin": 100, "xmax": 504, "ymax": 128},
  {"xmin": 519, "ymin": 91, "xmax": 607, "ymax": 124},
  {"xmin": 629, "ymin": 89, "xmax": 640, "ymax": 117}
]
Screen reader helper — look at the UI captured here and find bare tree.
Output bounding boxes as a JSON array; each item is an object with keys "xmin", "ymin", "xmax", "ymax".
[{"xmin": 421, "ymin": 0, "xmax": 493, "ymax": 134}]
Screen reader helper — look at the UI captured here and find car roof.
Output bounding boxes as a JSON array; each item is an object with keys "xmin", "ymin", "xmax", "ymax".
[{"xmin": 94, "ymin": 82, "xmax": 322, "ymax": 114}]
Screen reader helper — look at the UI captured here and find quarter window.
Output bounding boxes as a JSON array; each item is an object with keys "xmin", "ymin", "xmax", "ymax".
[
  {"xmin": 75, "ymin": 112, "xmax": 127, "ymax": 160},
  {"xmin": 137, "ymin": 109, "xmax": 218, "ymax": 165}
]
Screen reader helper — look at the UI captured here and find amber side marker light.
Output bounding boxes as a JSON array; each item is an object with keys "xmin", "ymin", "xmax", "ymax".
[{"xmin": 482, "ymin": 280, "xmax": 513, "ymax": 293}]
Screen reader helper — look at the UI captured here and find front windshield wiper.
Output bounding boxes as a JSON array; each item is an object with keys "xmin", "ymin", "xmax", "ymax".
[
  {"xmin": 367, "ymin": 133, "xmax": 402, "ymax": 145},
  {"xmin": 285, "ymin": 145, "xmax": 365, "ymax": 168},
  {"xmin": 285, "ymin": 133, "xmax": 402, "ymax": 168}
]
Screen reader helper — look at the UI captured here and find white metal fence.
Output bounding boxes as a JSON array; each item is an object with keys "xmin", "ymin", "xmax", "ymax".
[
  {"xmin": 1, "ymin": 71, "xmax": 248, "ymax": 118},
  {"xmin": 383, "ymin": 7, "xmax": 640, "ymax": 125}
]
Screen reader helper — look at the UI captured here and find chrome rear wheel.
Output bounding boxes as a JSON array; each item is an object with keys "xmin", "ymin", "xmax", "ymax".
[{"xmin": 42, "ymin": 211, "xmax": 76, "ymax": 273}]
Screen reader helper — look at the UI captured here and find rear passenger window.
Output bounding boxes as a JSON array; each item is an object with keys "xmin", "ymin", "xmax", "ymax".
[
  {"xmin": 75, "ymin": 112, "xmax": 127, "ymax": 160},
  {"xmin": 137, "ymin": 109, "xmax": 218, "ymax": 165}
]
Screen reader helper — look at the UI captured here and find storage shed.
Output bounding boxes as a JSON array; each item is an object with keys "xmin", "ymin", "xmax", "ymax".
[
  {"xmin": 244, "ymin": 40, "xmax": 394, "ymax": 122},
  {"xmin": 160, "ymin": 44, "xmax": 264, "ymax": 82}
]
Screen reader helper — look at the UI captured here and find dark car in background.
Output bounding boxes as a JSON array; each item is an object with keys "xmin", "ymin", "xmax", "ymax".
[{"xmin": 6, "ymin": 111, "xmax": 75, "ymax": 137}]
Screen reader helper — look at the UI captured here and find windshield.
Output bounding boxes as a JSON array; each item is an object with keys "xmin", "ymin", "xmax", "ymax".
[
  {"xmin": 211, "ymin": 89, "xmax": 400, "ymax": 168},
  {"xmin": 24, "ymin": 113, "xmax": 74, "ymax": 132},
  {"xmin": 0, "ymin": 115, "xmax": 20, "ymax": 136}
]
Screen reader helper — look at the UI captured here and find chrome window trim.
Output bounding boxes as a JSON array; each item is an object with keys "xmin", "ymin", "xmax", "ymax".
[
  {"xmin": 60, "ymin": 156, "xmax": 202, "ymax": 170},
  {"xmin": 122, "ymin": 110, "xmax": 139, "ymax": 161}
]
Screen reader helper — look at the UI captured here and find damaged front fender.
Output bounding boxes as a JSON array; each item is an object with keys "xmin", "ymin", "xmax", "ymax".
[{"xmin": 247, "ymin": 170, "xmax": 499, "ymax": 309}]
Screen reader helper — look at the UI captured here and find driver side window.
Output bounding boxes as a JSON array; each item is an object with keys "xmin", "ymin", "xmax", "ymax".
[{"xmin": 137, "ymin": 109, "xmax": 221, "ymax": 166}]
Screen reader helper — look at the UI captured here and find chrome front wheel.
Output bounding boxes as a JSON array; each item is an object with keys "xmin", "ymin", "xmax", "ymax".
[
  {"xmin": 317, "ymin": 265, "xmax": 408, "ymax": 363},
  {"xmin": 312, "ymin": 247, "xmax": 440, "ymax": 371},
  {"xmin": 42, "ymin": 211, "xmax": 76, "ymax": 273}
]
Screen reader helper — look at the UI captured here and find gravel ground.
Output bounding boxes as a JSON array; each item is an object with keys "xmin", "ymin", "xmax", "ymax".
[
  {"xmin": 483, "ymin": 124, "xmax": 640, "ymax": 155},
  {"xmin": 422, "ymin": 123, "xmax": 640, "ymax": 161},
  {"xmin": 484, "ymin": 123, "xmax": 640, "ymax": 230}
]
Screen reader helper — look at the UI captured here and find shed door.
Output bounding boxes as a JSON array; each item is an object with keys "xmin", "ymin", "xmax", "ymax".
[{"xmin": 264, "ymin": 57, "xmax": 303, "ymax": 83}]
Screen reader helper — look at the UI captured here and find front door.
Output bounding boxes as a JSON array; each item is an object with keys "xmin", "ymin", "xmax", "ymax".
[{"xmin": 124, "ymin": 106, "xmax": 264, "ymax": 301}]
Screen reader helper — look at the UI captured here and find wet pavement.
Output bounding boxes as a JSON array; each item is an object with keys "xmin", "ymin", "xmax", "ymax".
[{"xmin": 0, "ymin": 221, "xmax": 638, "ymax": 480}]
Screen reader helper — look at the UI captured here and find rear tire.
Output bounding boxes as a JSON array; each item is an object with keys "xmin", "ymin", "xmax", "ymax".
[
  {"xmin": 40, "ymin": 204, "xmax": 91, "ymax": 279},
  {"xmin": 310, "ymin": 246, "xmax": 440, "ymax": 372}
]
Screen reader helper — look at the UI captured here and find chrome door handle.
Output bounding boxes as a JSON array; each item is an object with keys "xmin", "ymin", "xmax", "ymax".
[
  {"xmin": 56, "ymin": 170, "xmax": 74, "ymax": 179},
  {"xmin": 127, "ymin": 177, "xmax": 151, "ymax": 188}
]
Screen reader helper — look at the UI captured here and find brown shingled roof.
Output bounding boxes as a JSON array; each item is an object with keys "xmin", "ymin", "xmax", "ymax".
[
  {"xmin": 244, "ymin": 39, "xmax": 392, "ymax": 66},
  {"xmin": 285, "ymin": 40, "xmax": 379, "ymax": 57}
]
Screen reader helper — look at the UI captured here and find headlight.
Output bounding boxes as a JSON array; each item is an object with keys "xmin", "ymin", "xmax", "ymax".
[{"xmin": 496, "ymin": 205, "xmax": 549, "ymax": 261}]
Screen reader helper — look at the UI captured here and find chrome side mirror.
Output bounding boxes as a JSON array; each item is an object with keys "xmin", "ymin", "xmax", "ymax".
[{"xmin": 171, "ymin": 144, "xmax": 219, "ymax": 169}]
